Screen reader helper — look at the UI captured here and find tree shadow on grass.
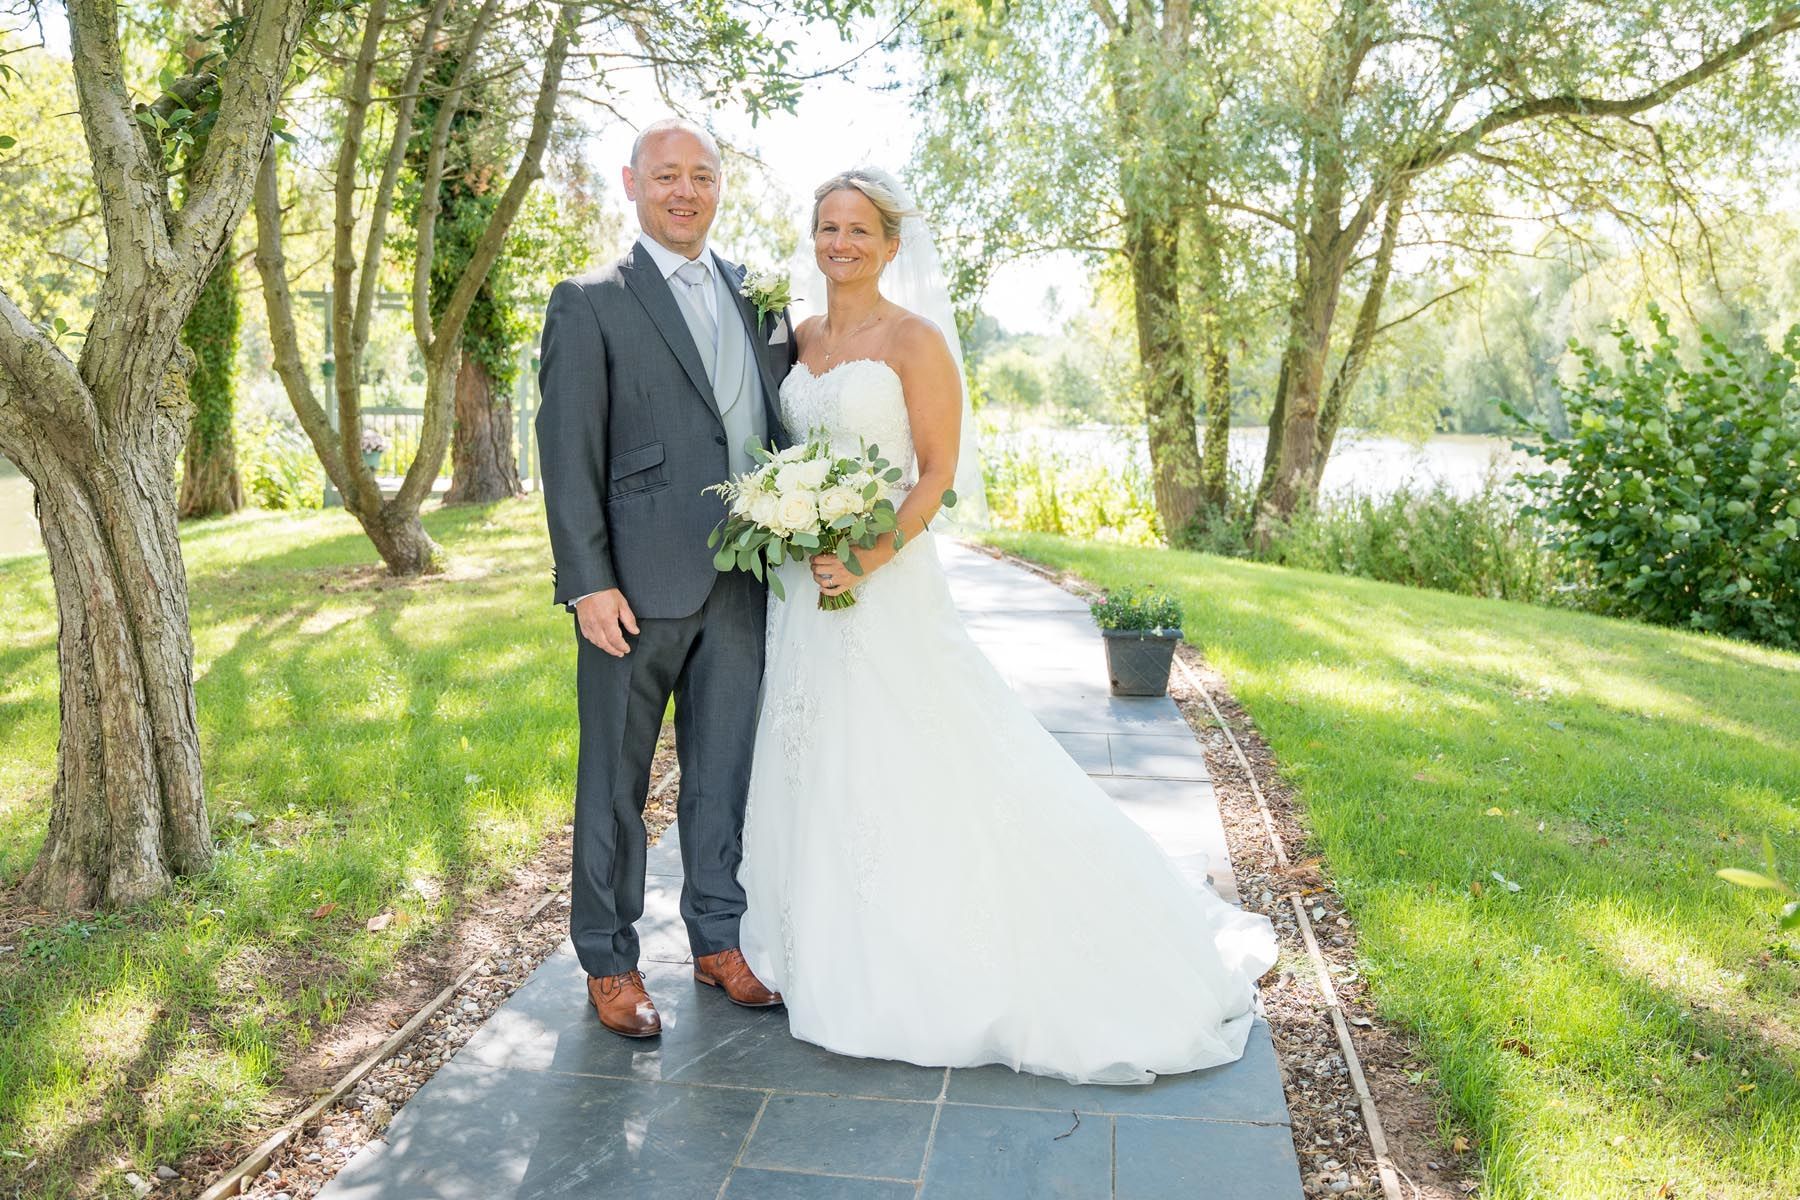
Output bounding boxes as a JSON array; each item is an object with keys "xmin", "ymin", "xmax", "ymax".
[{"xmin": 0, "ymin": 500, "xmax": 573, "ymax": 1193}]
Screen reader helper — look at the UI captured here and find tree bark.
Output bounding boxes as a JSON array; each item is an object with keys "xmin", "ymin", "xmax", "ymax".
[
  {"xmin": 443, "ymin": 351, "xmax": 521, "ymax": 504},
  {"xmin": 14, "ymin": 414, "xmax": 210, "ymax": 909},
  {"xmin": 1304, "ymin": 180, "xmax": 1407, "ymax": 498},
  {"xmin": 178, "ymin": 254, "xmax": 244, "ymax": 518},
  {"xmin": 1125, "ymin": 206, "xmax": 1204, "ymax": 544},
  {"xmin": 0, "ymin": 0, "xmax": 308, "ymax": 910},
  {"xmin": 1198, "ymin": 297, "xmax": 1231, "ymax": 516}
]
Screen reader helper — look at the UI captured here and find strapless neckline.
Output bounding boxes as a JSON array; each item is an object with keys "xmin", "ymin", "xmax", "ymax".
[{"xmin": 787, "ymin": 358, "xmax": 902, "ymax": 388}]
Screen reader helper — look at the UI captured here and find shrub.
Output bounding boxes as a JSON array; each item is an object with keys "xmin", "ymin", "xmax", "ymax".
[
  {"xmin": 1258, "ymin": 473, "xmax": 1562, "ymax": 604},
  {"xmin": 982, "ymin": 440, "xmax": 1162, "ymax": 546},
  {"xmin": 1090, "ymin": 585, "xmax": 1183, "ymax": 632},
  {"xmin": 239, "ymin": 408, "xmax": 325, "ymax": 511},
  {"xmin": 1510, "ymin": 308, "xmax": 1800, "ymax": 649}
]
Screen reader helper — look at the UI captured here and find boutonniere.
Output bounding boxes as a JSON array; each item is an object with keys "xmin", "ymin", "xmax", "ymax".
[{"xmin": 740, "ymin": 268, "xmax": 794, "ymax": 324}]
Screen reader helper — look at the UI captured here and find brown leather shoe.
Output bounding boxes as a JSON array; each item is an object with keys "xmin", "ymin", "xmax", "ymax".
[
  {"xmin": 694, "ymin": 948, "xmax": 783, "ymax": 1007},
  {"xmin": 587, "ymin": 970, "xmax": 661, "ymax": 1038}
]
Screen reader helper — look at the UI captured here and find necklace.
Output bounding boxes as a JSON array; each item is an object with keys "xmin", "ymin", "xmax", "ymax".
[{"xmin": 819, "ymin": 307, "xmax": 886, "ymax": 364}]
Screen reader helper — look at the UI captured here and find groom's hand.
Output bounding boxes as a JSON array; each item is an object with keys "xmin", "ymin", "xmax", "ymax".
[{"xmin": 576, "ymin": 589, "xmax": 640, "ymax": 657}]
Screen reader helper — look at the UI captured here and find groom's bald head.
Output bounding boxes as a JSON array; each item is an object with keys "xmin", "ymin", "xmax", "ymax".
[{"xmin": 630, "ymin": 118, "xmax": 722, "ymax": 173}]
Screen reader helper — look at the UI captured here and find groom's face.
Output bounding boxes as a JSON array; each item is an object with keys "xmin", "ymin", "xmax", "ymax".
[{"xmin": 624, "ymin": 131, "xmax": 721, "ymax": 258}]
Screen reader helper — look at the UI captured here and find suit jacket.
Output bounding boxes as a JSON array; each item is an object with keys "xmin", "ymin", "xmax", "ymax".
[{"xmin": 536, "ymin": 241, "xmax": 796, "ymax": 619}]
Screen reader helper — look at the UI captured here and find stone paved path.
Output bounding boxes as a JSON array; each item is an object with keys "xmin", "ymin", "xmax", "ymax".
[{"xmin": 319, "ymin": 542, "xmax": 1302, "ymax": 1199}]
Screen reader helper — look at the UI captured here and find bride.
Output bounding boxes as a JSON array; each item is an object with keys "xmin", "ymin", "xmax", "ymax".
[{"xmin": 736, "ymin": 167, "xmax": 1279, "ymax": 1086}]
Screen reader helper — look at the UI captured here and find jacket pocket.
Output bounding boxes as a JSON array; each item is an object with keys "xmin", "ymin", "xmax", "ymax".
[{"xmin": 608, "ymin": 441, "xmax": 666, "ymax": 497}]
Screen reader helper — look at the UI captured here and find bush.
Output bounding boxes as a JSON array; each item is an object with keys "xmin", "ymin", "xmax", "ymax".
[
  {"xmin": 239, "ymin": 408, "xmax": 324, "ymax": 511},
  {"xmin": 982, "ymin": 440, "xmax": 1162, "ymax": 546},
  {"xmin": 1258, "ymin": 473, "xmax": 1562, "ymax": 604},
  {"xmin": 1510, "ymin": 309, "xmax": 1800, "ymax": 649},
  {"xmin": 1090, "ymin": 585, "xmax": 1183, "ymax": 632}
]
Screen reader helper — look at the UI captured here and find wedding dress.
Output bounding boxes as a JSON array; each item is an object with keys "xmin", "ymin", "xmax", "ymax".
[{"xmin": 737, "ymin": 357, "xmax": 1280, "ymax": 1085}]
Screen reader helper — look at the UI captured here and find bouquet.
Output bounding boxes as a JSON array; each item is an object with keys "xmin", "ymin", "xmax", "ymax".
[{"xmin": 706, "ymin": 432, "xmax": 953, "ymax": 610}]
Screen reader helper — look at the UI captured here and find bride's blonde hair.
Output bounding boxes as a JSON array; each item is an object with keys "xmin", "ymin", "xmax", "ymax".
[{"xmin": 810, "ymin": 169, "xmax": 918, "ymax": 243}]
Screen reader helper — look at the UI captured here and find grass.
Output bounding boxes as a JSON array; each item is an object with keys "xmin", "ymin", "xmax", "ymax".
[
  {"xmin": 0, "ymin": 498, "xmax": 579, "ymax": 1198},
  {"xmin": 989, "ymin": 531, "xmax": 1800, "ymax": 1200}
]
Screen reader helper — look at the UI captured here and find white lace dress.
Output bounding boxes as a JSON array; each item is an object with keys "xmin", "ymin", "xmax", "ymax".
[{"xmin": 737, "ymin": 358, "xmax": 1279, "ymax": 1085}]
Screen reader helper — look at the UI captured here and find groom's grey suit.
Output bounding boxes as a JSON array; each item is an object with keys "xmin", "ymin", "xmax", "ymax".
[{"xmin": 536, "ymin": 237, "xmax": 793, "ymax": 979}]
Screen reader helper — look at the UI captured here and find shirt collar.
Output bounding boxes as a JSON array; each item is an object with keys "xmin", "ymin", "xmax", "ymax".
[{"xmin": 636, "ymin": 231, "xmax": 712, "ymax": 283}]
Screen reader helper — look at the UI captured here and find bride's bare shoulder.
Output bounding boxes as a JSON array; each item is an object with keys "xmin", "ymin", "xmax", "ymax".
[
  {"xmin": 887, "ymin": 308, "xmax": 953, "ymax": 363},
  {"xmin": 792, "ymin": 313, "xmax": 826, "ymax": 352}
]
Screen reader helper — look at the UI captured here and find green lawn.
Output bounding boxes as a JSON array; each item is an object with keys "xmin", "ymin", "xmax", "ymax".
[
  {"xmin": 0, "ymin": 499, "xmax": 579, "ymax": 1198},
  {"xmin": 990, "ymin": 532, "xmax": 1800, "ymax": 1200}
]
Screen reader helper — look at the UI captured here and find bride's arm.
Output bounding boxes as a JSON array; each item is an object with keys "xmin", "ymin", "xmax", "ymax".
[{"xmin": 814, "ymin": 318, "xmax": 960, "ymax": 590}]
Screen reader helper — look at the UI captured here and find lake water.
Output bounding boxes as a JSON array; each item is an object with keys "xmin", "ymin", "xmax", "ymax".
[
  {"xmin": 988, "ymin": 425, "xmax": 1530, "ymax": 500},
  {"xmin": 0, "ymin": 426, "xmax": 1528, "ymax": 560}
]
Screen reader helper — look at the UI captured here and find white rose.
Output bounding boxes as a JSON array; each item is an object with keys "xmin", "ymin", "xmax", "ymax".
[
  {"xmin": 817, "ymin": 486, "xmax": 861, "ymax": 524},
  {"xmin": 730, "ymin": 490, "xmax": 751, "ymax": 517},
  {"xmin": 776, "ymin": 444, "xmax": 808, "ymax": 463},
  {"xmin": 749, "ymin": 490, "xmax": 783, "ymax": 531},
  {"xmin": 775, "ymin": 458, "xmax": 831, "ymax": 494},
  {"xmin": 776, "ymin": 490, "xmax": 819, "ymax": 534}
]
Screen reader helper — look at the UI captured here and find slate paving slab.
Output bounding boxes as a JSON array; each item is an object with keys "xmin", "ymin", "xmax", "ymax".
[{"xmin": 319, "ymin": 541, "xmax": 1300, "ymax": 1200}]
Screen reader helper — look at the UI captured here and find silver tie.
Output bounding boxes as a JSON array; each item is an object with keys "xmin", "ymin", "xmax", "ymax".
[{"xmin": 672, "ymin": 259, "xmax": 718, "ymax": 385}]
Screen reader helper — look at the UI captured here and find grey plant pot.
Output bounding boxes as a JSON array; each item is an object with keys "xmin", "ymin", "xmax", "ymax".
[{"xmin": 1101, "ymin": 628, "xmax": 1181, "ymax": 697}]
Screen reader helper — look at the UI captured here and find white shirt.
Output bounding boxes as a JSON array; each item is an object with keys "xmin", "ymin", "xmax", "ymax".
[{"xmin": 636, "ymin": 231, "xmax": 719, "ymax": 325}]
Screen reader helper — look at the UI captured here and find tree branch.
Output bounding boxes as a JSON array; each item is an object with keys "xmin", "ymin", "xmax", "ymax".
[
  {"xmin": 172, "ymin": 0, "xmax": 311, "ymax": 276},
  {"xmin": 358, "ymin": 0, "xmax": 453, "ymax": 377},
  {"xmin": 412, "ymin": 0, "xmax": 503, "ymax": 355},
  {"xmin": 66, "ymin": 0, "xmax": 167, "ymax": 283},
  {"xmin": 400, "ymin": 0, "xmax": 574, "ymax": 511},
  {"xmin": 0, "ymin": 282, "xmax": 98, "ymax": 436},
  {"xmin": 252, "ymin": 147, "xmax": 352, "ymax": 496},
  {"xmin": 1408, "ymin": 7, "xmax": 1800, "ymax": 177}
]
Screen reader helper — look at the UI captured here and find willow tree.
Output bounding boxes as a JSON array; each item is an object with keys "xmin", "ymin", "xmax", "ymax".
[
  {"xmin": 0, "ymin": 0, "xmax": 309, "ymax": 909},
  {"xmin": 1246, "ymin": 0, "xmax": 1800, "ymax": 531},
  {"xmin": 914, "ymin": 0, "xmax": 1270, "ymax": 542}
]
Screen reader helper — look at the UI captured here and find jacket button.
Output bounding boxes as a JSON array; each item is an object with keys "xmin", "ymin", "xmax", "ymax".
[{"xmin": 714, "ymin": 435, "xmax": 726, "ymax": 446}]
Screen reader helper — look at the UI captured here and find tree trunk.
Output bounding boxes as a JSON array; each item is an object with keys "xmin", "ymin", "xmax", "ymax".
[
  {"xmin": 1198, "ymin": 306, "xmax": 1231, "ymax": 516},
  {"xmin": 443, "ymin": 350, "xmax": 521, "ymax": 504},
  {"xmin": 1255, "ymin": 278, "xmax": 1336, "ymax": 529},
  {"xmin": 12, "ymin": 389, "xmax": 210, "ymax": 910},
  {"xmin": 177, "ymin": 254, "xmax": 244, "ymax": 518},
  {"xmin": 1125, "ymin": 207, "xmax": 1203, "ymax": 545},
  {"xmin": 1305, "ymin": 183, "xmax": 1406, "ymax": 499}
]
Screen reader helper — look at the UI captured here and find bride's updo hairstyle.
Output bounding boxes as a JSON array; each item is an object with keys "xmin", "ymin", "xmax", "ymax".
[{"xmin": 810, "ymin": 169, "xmax": 919, "ymax": 245}]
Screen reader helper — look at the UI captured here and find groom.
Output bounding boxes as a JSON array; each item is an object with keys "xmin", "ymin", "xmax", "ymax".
[{"xmin": 536, "ymin": 117, "xmax": 793, "ymax": 1038}]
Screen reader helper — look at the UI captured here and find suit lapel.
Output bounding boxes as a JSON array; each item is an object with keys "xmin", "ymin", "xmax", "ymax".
[
  {"xmin": 619, "ymin": 242, "xmax": 721, "ymax": 420},
  {"xmin": 712, "ymin": 251, "xmax": 786, "ymax": 439}
]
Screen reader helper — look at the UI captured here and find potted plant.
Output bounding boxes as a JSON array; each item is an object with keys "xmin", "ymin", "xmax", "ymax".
[
  {"xmin": 361, "ymin": 428, "xmax": 388, "ymax": 472},
  {"xmin": 1090, "ymin": 586, "xmax": 1184, "ymax": 697}
]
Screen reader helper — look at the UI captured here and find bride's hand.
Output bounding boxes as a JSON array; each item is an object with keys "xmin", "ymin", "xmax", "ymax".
[{"xmin": 810, "ymin": 552, "xmax": 866, "ymax": 599}]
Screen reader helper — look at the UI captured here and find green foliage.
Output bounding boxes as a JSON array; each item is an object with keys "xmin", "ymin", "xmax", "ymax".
[
  {"xmin": 237, "ymin": 407, "xmax": 323, "ymax": 510},
  {"xmin": 1511, "ymin": 309, "xmax": 1800, "ymax": 649},
  {"xmin": 181, "ymin": 255, "xmax": 240, "ymax": 456},
  {"xmin": 1253, "ymin": 476, "xmax": 1563, "ymax": 605},
  {"xmin": 991, "ymin": 530, "xmax": 1800, "ymax": 1200},
  {"xmin": 1089, "ymin": 585, "xmax": 1181, "ymax": 632},
  {"xmin": 982, "ymin": 440, "xmax": 1163, "ymax": 546}
]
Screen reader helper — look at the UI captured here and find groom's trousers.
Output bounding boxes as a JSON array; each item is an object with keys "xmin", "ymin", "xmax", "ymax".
[{"xmin": 570, "ymin": 567, "xmax": 767, "ymax": 979}]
